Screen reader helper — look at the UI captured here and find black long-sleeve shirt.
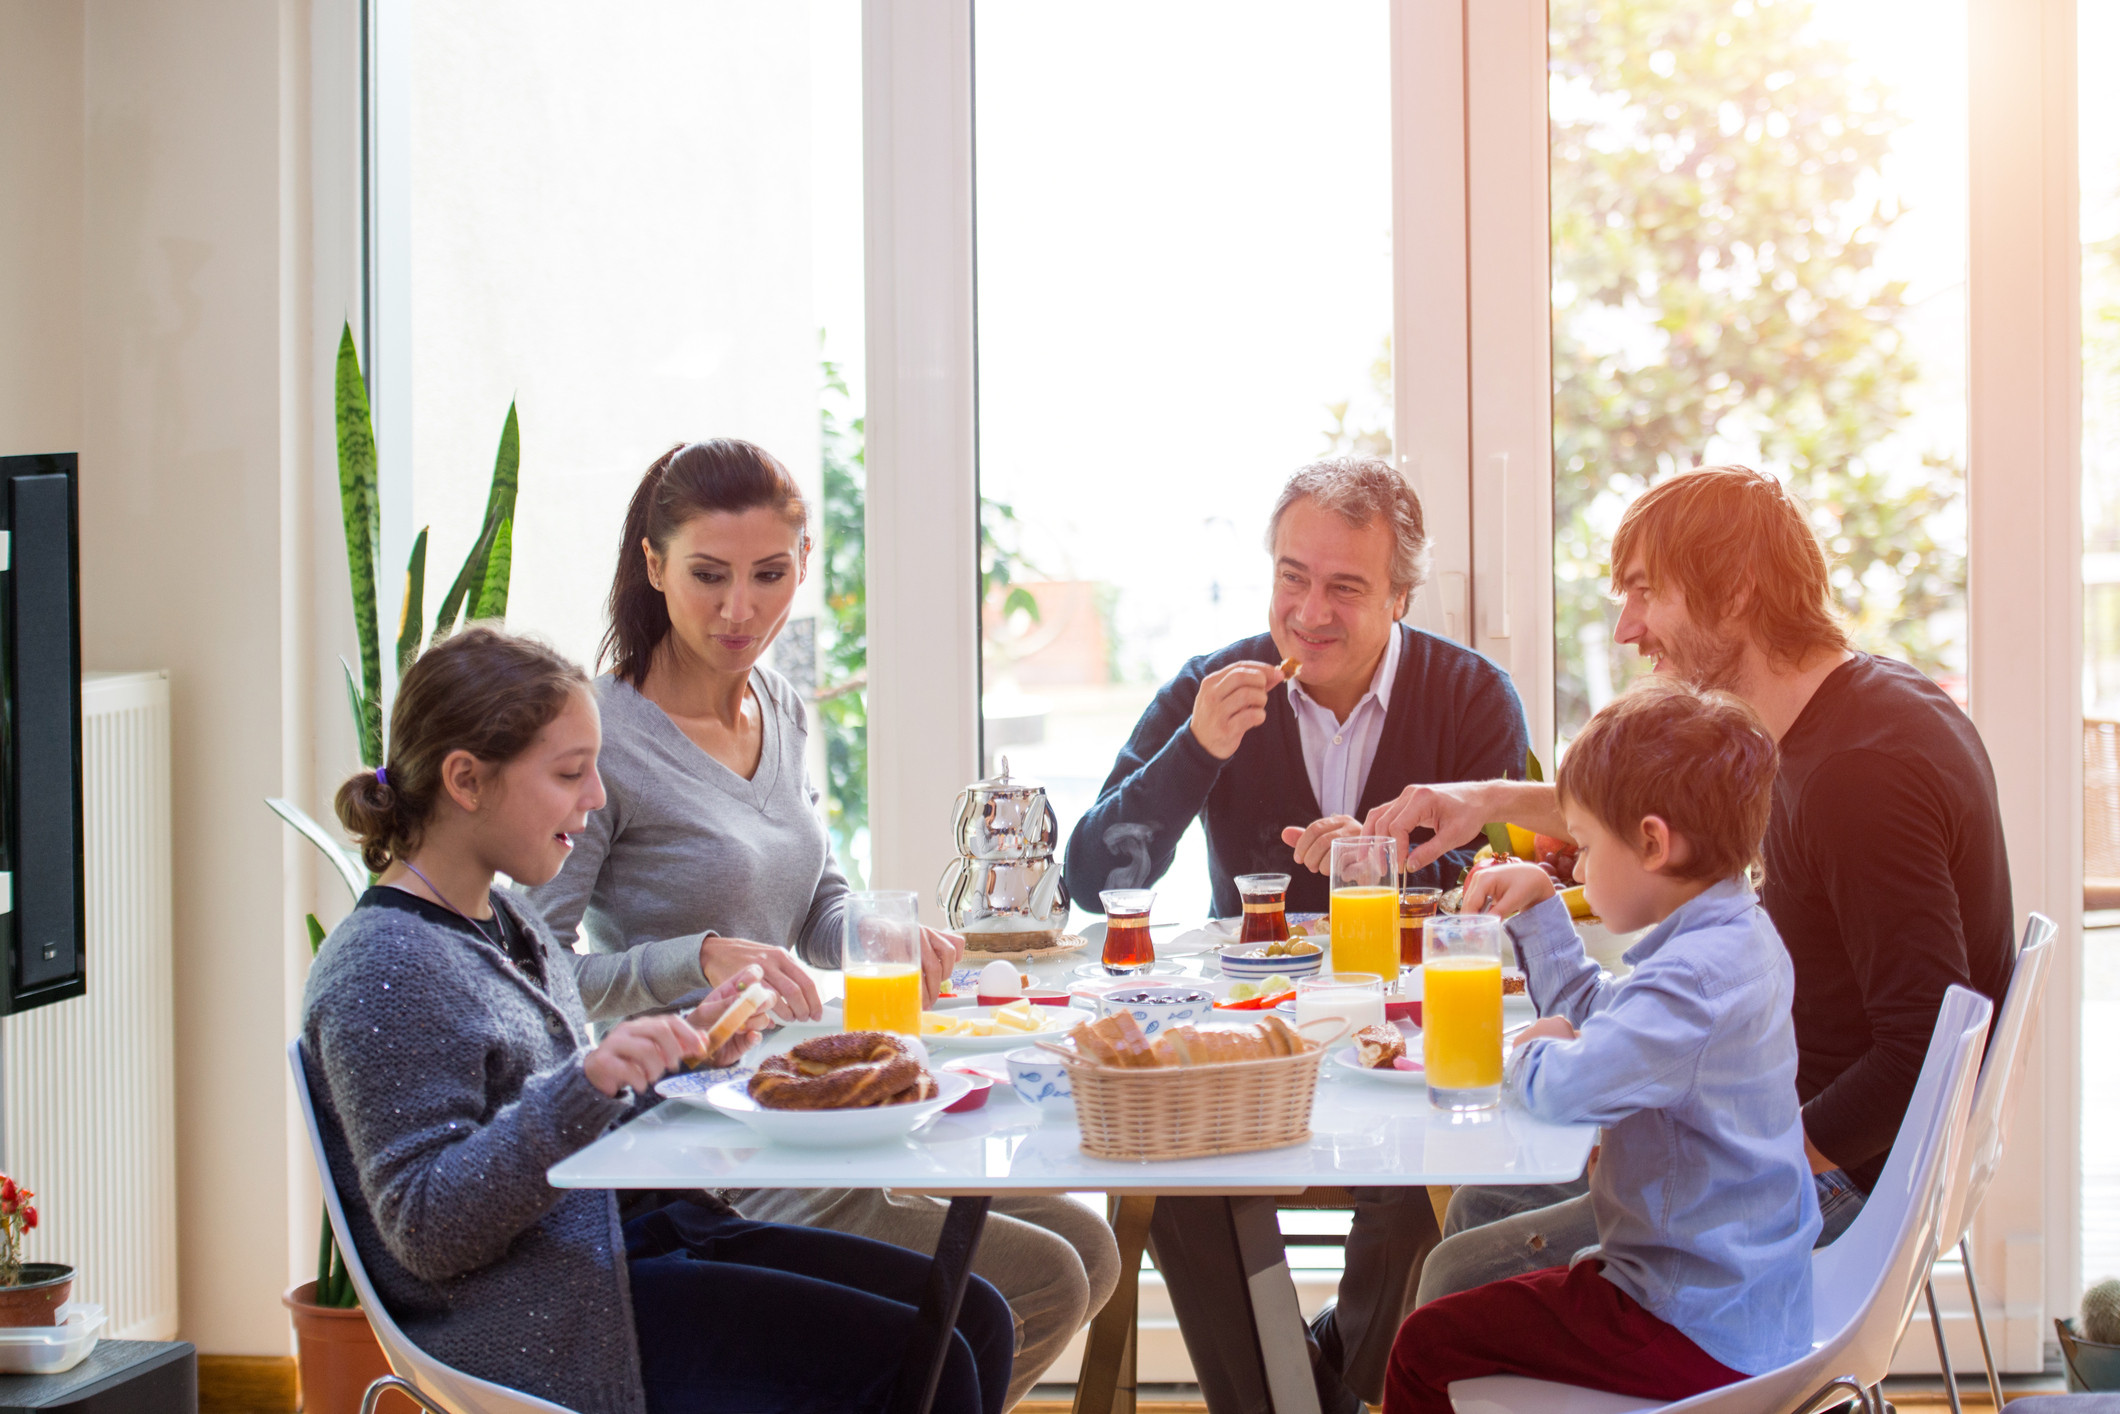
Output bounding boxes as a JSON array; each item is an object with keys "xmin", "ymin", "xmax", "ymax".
[
  {"xmin": 1062, "ymin": 625, "xmax": 1530, "ymax": 919},
  {"xmin": 1765, "ymin": 653, "xmax": 2015, "ymax": 1193}
]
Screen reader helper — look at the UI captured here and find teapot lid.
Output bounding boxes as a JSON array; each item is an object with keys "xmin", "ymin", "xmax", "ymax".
[{"xmin": 969, "ymin": 755, "xmax": 1044, "ymax": 794}]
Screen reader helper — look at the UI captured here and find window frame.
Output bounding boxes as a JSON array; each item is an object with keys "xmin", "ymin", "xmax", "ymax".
[
  {"xmin": 369, "ymin": 0, "xmax": 2089, "ymax": 1351},
  {"xmin": 1455, "ymin": 0, "xmax": 2084, "ymax": 1361},
  {"xmin": 857, "ymin": 0, "xmax": 2086, "ymax": 1359}
]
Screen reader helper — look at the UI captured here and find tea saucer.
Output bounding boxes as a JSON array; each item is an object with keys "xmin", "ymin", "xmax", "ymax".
[{"xmin": 1070, "ymin": 959, "xmax": 1197, "ymax": 981}]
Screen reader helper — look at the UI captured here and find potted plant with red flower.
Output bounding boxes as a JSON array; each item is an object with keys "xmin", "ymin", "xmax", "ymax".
[{"xmin": 0, "ymin": 1174, "xmax": 71, "ymax": 1326}]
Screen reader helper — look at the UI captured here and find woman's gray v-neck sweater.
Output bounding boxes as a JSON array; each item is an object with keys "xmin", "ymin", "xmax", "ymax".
[{"xmin": 525, "ymin": 671, "xmax": 849, "ymax": 1021}]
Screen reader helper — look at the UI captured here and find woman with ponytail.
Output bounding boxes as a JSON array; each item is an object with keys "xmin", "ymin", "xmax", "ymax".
[
  {"xmin": 524, "ymin": 440, "xmax": 1119, "ymax": 1406},
  {"xmin": 303, "ymin": 626, "xmax": 1013, "ymax": 1414}
]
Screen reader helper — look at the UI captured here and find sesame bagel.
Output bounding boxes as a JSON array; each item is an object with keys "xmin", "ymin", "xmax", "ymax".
[{"xmin": 747, "ymin": 1030, "xmax": 938, "ymax": 1110}]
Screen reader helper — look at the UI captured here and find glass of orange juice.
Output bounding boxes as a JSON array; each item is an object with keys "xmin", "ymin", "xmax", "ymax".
[
  {"xmin": 1329, "ymin": 836, "xmax": 1399, "ymax": 980},
  {"xmin": 1423, "ymin": 912, "xmax": 1504, "ymax": 1110},
  {"xmin": 843, "ymin": 891, "xmax": 922, "ymax": 1037}
]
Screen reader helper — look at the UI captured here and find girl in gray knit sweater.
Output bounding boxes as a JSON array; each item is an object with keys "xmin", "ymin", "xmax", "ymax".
[{"xmin": 303, "ymin": 627, "xmax": 1012, "ymax": 1414}]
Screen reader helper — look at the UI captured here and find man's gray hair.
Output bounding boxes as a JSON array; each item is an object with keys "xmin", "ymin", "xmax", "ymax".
[{"xmin": 1265, "ymin": 456, "xmax": 1432, "ymax": 600}]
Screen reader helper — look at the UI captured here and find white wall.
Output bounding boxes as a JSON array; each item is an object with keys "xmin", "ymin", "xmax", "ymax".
[
  {"xmin": 0, "ymin": 0, "xmax": 85, "ymax": 454},
  {"xmin": 0, "ymin": 0, "xmax": 322, "ymax": 1357}
]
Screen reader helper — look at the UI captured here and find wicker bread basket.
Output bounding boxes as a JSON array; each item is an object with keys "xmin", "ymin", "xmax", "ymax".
[{"xmin": 1065, "ymin": 1043, "xmax": 1325, "ymax": 1161}]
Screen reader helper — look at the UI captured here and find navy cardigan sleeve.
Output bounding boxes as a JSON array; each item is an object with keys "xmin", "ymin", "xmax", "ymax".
[
  {"xmin": 1062, "ymin": 654, "xmax": 1229, "ymax": 904},
  {"xmin": 1418, "ymin": 653, "xmax": 1532, "ymax": 882}
]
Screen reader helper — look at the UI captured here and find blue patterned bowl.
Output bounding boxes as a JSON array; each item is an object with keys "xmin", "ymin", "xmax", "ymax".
[
  {"xmin": 1004, "ymin": 1047, "xmax": 1073, "ymax": 1105},
  {"xmin": 1095, "ymin": 984, "xmax": 1215, "ymax": 1037},
  {"xmin": 1215, "ymin": 943, "xmax": 1325, "ymax": 983}
]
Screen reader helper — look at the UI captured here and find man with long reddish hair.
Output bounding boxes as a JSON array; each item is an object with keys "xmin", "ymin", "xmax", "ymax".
[{"xmin": 1370, "ymin": 464, "xmax": 2016, "ymax": 1297}]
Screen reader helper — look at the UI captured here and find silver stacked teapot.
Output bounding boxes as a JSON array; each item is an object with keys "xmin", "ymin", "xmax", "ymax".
[{"xmin": 936, "ymin": 757, "xmax": 1071, "ymax": 947}]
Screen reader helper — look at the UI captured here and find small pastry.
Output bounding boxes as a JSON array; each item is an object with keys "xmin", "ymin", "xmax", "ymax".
[{"xmin": 1353, "ymin": 1023, "xmax": 1406, "ymax": 1069}]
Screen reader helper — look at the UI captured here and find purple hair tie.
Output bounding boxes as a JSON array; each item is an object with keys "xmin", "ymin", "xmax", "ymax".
[{"xmin": 375, "ymin": 766, "xmax": 389, "ymax": 786}]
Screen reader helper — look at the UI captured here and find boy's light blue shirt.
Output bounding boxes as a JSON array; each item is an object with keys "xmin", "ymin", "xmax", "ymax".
[{"xmin": 1505, "ymin": 879, "xmax": 1820, "ymax": 1375}]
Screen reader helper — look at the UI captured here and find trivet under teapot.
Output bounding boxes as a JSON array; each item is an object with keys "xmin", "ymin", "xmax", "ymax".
[{"xmin": 957, "ymin": 931, "xmax": 1091, "ymax": 962}]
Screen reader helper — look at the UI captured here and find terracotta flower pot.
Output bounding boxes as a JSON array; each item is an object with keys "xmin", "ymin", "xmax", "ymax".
[
  {"xmin": 0, "ymin": 1264, "xmax": 73, "ymax": 1326},
  {"xmin": 284, "ymin": 1280, "xmax": 402, "ymax": 1414}
]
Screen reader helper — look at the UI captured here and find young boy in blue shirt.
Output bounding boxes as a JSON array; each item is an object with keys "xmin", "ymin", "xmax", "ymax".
[{"xmin": 1386, "ymin": 679, "xmax": 1820, "ymax": 1412}]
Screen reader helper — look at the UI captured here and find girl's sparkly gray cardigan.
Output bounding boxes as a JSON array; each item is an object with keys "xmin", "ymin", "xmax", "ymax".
[{"xmin": 301, "ymin": 891, "xmax": 644, "ymax": 1414}]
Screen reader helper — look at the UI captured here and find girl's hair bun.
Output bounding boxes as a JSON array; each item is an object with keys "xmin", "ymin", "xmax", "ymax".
[{"xmin": 333, "ymin": 626, "xmax": 589, "ymax": 875}]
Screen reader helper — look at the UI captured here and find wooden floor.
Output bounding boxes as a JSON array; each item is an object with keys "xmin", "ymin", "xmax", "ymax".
[{"xmin": 1010, "ymin": 1381, "xmax": 2073, "ymax": 1413}]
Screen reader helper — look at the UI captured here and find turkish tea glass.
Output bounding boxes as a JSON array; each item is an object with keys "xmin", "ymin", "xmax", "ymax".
[
  {"xmin": 1235, "ymin": 872, "xmax": 1292, "ymax": 945},
  {"xmin": 1099, "ymin": 889, "xmax": 1156, "ymax": 975},
  {"xmin": 1398, "ymin": 887, "xmax": 1444, "ymax": 973}
]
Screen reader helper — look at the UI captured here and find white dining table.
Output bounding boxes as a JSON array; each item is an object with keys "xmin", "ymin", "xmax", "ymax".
[{"xmin": 546, "ymin": 934, "xmax": 1598, "ymax": 1414}]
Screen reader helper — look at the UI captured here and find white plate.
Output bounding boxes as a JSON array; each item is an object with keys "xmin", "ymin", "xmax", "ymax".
[
  {"xmin": 1070, "ymin": 959, "xmax": 1198, "ymax": 981},
  {"xmin": 654, "ymin": 1062, "xmax": 760, "ymax": 1102},
  {"xmin": 1331, "ymin": 1045, "xmax": 1427, "ymax": 1084},
  {"xmin": 697, "ymin": 1071, "xmax": 973, "ymax": 1147},
  {"xmin": 1397, "ymin": 969, "xmax": 1540, "ymax": 1024},
  {"xmin": 827, "ymin": 994, "xmax": 980, "ymax": 1014},
  {"xmin": 1157, "ymin": 926, "xmax": 1227, "ymax": 958},
  {"xmin": 921, "ymin": 1006, "xmax": 1070, "ymax": 1053},
  {"xmin": 763, "ymin": 1014, "xmax": 844, "ymax": 1041}
]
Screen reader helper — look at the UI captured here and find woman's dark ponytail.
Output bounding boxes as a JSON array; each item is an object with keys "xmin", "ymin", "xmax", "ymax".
[
  {"xmin": 333, "ymin": 626, "xmax": 590, "ymax": 874},
  {"xmin": 600, "ymin": 445, "xmax": 683, "ymax": 693},
  {"xmin": 599, "ymin": 439, "xmax": 810, "ymax": 686}
]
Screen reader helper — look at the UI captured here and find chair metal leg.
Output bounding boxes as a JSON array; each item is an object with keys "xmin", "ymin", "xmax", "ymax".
[
  {"xmin": 1959, "ymin": 1239, "xmax": 2007, "ymax": 1413},
  {"xmin": 1925, "ymin": 1278, "xmax": 1964, "ymax": 1414},
  {"xmin": 1787, "ymin": 1375, "xmax": 1875, "ymax": 1414},
  {"xmin": 889, "ymin": 1194, "xmax": 993, "ymax": 1414},
  {"xmin": 361, "ymin": 1374, "xmax": 449, "ymax": 1414}
]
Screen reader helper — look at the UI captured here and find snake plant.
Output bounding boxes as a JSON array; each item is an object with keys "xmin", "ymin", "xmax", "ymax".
[{"xmin": 272, "ymin": 322, "xmax": 522, "ymax": 1305}]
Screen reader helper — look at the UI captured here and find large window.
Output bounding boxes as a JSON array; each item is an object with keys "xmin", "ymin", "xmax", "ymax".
[
  {"xmin": 972, "ymin": 0, "xmax": 1394, "ymax": 921},
  {"xmin": 1549, "ymin": 0, "xmax": 1970, "ymax": 743},
  {"xmin": 405, "ymin": 0, "xmax": 873, "ymax": 880}
]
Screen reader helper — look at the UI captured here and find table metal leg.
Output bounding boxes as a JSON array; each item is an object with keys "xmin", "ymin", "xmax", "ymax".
[
  {"xmin": 889, "ymin": 1194, "xmax": 993, "ymax": 1414},
  {"xmin": 1229, "ymin": 1195, "xmax": 1324, "ymax": 1414},
  {"xmin": 1074, "ymin": 1196, "xmax": 1156, "ymax": 1414}
]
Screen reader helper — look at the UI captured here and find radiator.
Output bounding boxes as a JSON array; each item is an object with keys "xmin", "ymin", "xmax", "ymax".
[{"xmin": 0, "ymin": 671, "xmax": 175, "ymax": 1340}]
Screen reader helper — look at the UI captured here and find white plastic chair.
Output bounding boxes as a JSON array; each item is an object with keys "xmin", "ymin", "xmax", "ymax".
[
  {"xmin": 1449, "ymin": 985, "xmax": 1994, "ymax": 1414},
  {"xmin": 290, "ymin": 1040, "xmax": 579, "ymax": 1414},
  {"xmin": 1921, "ymin": 912, "xmax": 2056, "ymax": 1414}
]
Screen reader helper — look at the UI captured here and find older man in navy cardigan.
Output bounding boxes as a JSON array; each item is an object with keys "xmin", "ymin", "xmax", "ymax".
[{"xmin": 1063, "ymin": 457, "xmax": 1529, "ymax": 1414}]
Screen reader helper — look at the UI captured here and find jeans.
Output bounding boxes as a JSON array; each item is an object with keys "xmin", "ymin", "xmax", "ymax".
[
  {"xmin": 1147, "ymin": 1187, "xmax": 1441, "ymax": 1410},
  {"xmin": 1415, "ymin": 1171, "xmax": 1868, "ymax": 1306},
  {"xmin": 1813, "ymin": 1167, "xmax": 1867, "ymax": 1246},
  {"xmin": 731, "ymin": 1187, "xmax": 1120, "ymax": 1408},
  {"xmin": 1388, "ymin": 1260, "xmax": 1745, "ymax": 1414},
  {"xmin": 625, "ymin": 1201, "xmax": 1015, "ymax": 1414}
]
